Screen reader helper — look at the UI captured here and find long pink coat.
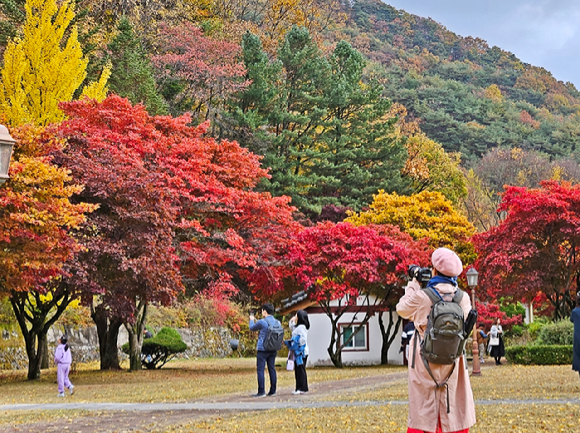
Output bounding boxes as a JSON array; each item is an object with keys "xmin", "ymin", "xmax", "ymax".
[{"xmin": 396, "ymin": 280, "xmax": 476, "ymax": 432}]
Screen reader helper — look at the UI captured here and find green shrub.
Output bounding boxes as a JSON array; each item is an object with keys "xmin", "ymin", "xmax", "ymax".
[
  {"xmin": 527, "ymin": 318, "xmax": 549, "ymax": 340},
  {"xmin": 505, "ymin": 344, "xmax": 573, "ymax": 365},
  {"xmin": 537, "ymin": 320, "xmax": 573, "ymax": 345},
  {"xmin": 122, "ymin": 327, "xmax": 187, "ymax": 369},
  {"xmin": 500, "ymin": 302, "xmax": 526, "ymax": 318},
  {"xmin": 508, "ymin": 324, "xmax": 524, "ymax": 338}
]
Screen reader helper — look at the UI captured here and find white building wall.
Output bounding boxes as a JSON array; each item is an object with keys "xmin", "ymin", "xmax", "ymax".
[{"xmin": 305, "ymin": 309, "xmax": 404, "ymax": 367}]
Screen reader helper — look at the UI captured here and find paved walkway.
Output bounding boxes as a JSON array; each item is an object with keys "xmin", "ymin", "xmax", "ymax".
[{"xmin": 1, "ymin": 398, "xmax": 580, "ymax": 413}]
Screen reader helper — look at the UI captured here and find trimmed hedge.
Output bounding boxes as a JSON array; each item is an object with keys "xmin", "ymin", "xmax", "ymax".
[
  {"xmin": 505, "ymin": 344, "xmax": 573, "ymax": 365},
  {"xmin": 122, "ymin": 327, "xmax": 187, "ymax": 369}
]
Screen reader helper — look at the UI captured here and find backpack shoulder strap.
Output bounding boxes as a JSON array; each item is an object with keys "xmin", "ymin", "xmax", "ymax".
[
  {"xmin": 452, "ymin": 288, "xmax": 465, "ymax": 303},
  {"xmin": 421, "ymin": 287, "xmax": 441, "ymax": 304}
]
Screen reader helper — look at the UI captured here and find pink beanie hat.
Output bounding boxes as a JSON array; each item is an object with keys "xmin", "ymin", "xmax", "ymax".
[{"xmin": 431, "ymin": 247, "xmax": 463, "ymax": 277}]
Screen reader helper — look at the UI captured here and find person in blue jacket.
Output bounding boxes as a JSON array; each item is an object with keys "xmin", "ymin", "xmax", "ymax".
[
  {"xmin": 249, "ymin": 303, "xmax": 280, "ymax": 397},
  {"xmin": 571, "ymin": 293, "xmax": 580, "ymax": 378},
  {"xmin": 477, "ymin": 324, "xmax": 488, "ymax": 364}
]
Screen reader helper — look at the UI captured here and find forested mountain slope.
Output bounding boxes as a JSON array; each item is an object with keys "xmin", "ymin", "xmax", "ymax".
[{"xmin": 337, "ymin": 0, "xmax": 580, "ymax": 160}]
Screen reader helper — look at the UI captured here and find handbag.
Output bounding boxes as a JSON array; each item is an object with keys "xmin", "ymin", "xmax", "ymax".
[
  {"xmin": 489, "ymin": 336, "xmax": 500, "ymax": 346},
  {"xmin": 286, "ymin": 350, "xmax": 295, "ymax": 371}
]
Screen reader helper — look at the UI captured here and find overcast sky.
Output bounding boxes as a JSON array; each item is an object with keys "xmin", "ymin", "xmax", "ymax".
[{"xmin": 382, "ymin": 1, "xmax": 580, "ymax": 87}]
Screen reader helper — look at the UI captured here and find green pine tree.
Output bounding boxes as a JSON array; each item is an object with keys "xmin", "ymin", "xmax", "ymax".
[
  {"xmin": 310, "ymin": 40, "xmax": 409, "ymax": 211},
  {"xmin": 106, "ymin": 17, "xmax": 167, "ymax": 115},
  {"xmin": 230, "ymin": 27, "xmax": 409, "ymax": 216}
]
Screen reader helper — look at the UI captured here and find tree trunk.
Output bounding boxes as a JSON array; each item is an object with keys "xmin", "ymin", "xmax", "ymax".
[
  {"xmin": 24, "ymin": 328, "xmax": 44, "ymax": 380},
  {"xmin": 40, "ymin": 333, "xmax": 49, "ymax": 369},
  {"xmin": 103, "ymin": 318, "xmax": 122, "ymax": 370},
  {"xmin": 125, "ymin": 301, "xmax": 148, "ymax": 371},
  {"xmin": 10, "ymin": 288, "xmax": 73, "ymax": 380},
  {"xmin": 378, "ymin": 310, "xmax": 402, "ymax": 365},
  {"xmin": 92, "ymin": 305, "xmax": 122, "ymax": 370},
  {"xmin": 323, "ymin": 297, "xmax": 376, "ymax": 368}
]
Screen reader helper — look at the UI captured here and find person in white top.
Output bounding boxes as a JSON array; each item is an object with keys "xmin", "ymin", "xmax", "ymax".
[
  {"xmin": 289, "ymin": 310, "xmax": 310, "ymax": 394},
  {"xmin": 489, "ymin": 318, "xmax": 505, "ymax": 365}
]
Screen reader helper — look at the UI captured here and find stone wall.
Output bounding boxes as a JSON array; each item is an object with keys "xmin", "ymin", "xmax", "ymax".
[{"xmin": 0, "ymin": 325, "xmax": 245, "ymax": 370}]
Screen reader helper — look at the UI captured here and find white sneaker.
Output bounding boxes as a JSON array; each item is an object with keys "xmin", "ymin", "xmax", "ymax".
[
  {"xmin": 292, "ymin": 390, "xmax": 303, "ymax": 395},
  {"xmin": 69, "ymin": 385, "xmax": 74, "ymax": 395},
  {"xmin": 57, "ymin": 392, "xmax": 65, "ymax": 397}
]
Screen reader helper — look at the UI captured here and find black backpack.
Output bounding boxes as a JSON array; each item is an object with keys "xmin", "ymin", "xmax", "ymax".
[{"xmin": 263, "ymin": 318, "xmax": 284, "ymax": 352}]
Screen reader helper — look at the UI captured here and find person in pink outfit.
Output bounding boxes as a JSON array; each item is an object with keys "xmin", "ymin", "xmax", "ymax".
[
  {"xmin": 396, "ymin": 247, "xmax": 476, "ymax": 433},
  {"xmin": 54, "ymin": 335, "xmax": 74, "ymax": 397}
]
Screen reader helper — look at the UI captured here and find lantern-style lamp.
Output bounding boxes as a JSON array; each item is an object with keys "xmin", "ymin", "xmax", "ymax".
[
  {"xmin": 466, "ymin": 267, "xmax": 479, "ymax": 288},
  {"xmin": 0, "ymin": 125, "xmax": 15, "ymax": 184},
  {"xmin": 466, "ymin": 266, "xmax": 481, "ymax": 375}
]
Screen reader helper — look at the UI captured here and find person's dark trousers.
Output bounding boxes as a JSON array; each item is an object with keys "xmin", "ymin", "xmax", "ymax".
[
  {"xmin": 294, "ymin": 355, "xmax": 308, "ymax": 392},
  {"xmin": 256, "ymin": 350, "xmax": 277, "ymax": 395}
]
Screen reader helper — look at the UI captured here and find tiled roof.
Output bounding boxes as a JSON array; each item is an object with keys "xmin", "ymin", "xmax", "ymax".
[{"xmin": 279, "ymin": 291, "xmax": 309, "ymax": 311}]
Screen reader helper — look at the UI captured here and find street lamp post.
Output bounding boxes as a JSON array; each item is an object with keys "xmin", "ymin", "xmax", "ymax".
[
  {"xmin": 466, "ymin": 267, "xmax": 480, "ymax": 376},
  {"xmin": 0, "ymin": 125, "xmax": 15, "ymax": 184}
]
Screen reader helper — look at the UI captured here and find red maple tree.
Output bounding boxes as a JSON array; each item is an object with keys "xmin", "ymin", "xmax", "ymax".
[
  {"xmin": 57, "ymin": 96, "xmax": 299, "ymax": 369},
  {"xmin": 281, "ymin": 221, "xmax": 426, "ymax": 367},
  {"xmin": 0, "ymin": 124, "xmax": 95, "ymax": 379},
  {"xmin": 152, "ymin": 22, "xmax": 249, "ymax": 120},
  {"xmin": 473, "ymin": 180, "xmax": 580, "ymax": 320}
]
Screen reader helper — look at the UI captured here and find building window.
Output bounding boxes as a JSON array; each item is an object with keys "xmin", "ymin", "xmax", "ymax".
[{"xmin": 341, "ymin": 324, "xmax": 368, "ymax": 351}]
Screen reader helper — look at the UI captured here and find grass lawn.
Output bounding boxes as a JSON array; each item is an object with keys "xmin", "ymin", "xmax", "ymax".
[
  {"xmin": 0, "ymin": 358, "xmax": 579, "ymax": 432},
  {"xmin": 0, "ymin": 358, "xmax": 404, "ymax": 404}
]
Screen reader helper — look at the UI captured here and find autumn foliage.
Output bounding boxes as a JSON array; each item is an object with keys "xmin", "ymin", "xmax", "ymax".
[
  {"xmin": 57, "ymin": 95, "xmax": 298, "ymax": 310},
  {"xmin": 347, "ymin": 190, "xmax": 476, "ymax": 264},
  {"xmin": 152, "ymin": 22, "xmax": 249, "ymax": 119},
  {"xmin": 473, "ymin": 181, "xmax": 580, "ymax": 320},
  {"xmin": 280, "ymin": 221, "xmax": 427, "ymax": 367},
  {"xmin": 0, "ymin": 0, "xmax": 108, "ymax": 127}
]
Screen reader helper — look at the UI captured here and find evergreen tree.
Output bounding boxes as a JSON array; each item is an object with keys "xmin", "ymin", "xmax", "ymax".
[
  {"xmin": 231, "ymin": 27, "xmax": 409, "ymax": 215},
  {"xmin": 106, "ymin": 17, "xmax": 167, "ymax": 115},
  {"xmin": 309, "ymin": 40, "xmax": 408, "ymax": 211}
]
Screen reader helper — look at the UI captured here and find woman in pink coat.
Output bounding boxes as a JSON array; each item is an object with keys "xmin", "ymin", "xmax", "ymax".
[
  {"xmin": 396, "ymin": 248, "xmax": 476, "ymax": 433},
  {"xmin": 54, "ymin": 335, "xmax": 74, "ymax": 397}
]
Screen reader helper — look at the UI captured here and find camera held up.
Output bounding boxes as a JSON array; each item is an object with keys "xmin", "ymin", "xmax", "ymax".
[{"xmin": 408, "ymin": 264, "xmax": 433, "ymax": 287}]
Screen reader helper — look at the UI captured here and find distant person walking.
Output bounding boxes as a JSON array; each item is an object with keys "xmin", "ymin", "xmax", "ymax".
[
  {"xmin": 249, "ymin": 303, "xmax": 280, "ymax": 397},
  {"xmin": 489, "ymin": 318, "xmax": 505, "ymax": 365},
  {"xmin": 287, "ymin": 310, "xmax": 310, "ymax": 394},
  {"xmin": 54, "ymin": 335, "xmax": 74, "ymax": 397},
  {"xmin": 571, "ymin": 294, "xmax": 580, "ymax": 378},
  {"xmin": 477, "ymin": 324, "xmax": 488, "ymax": 364}
]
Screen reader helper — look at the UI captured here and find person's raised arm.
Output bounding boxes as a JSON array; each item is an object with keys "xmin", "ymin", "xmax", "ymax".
[
  {"xmin": 396, "ymin": 279, "xmax": 422, "ymax": 321},
  {"xmin": 249, "ymin": 314, "xmax": 263, "ymax": 331}
]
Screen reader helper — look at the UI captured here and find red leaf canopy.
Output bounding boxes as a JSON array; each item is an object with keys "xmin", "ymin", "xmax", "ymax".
[
  {"xmin": 286, "ymin": 222, "xmax": 424, "ymax": 303},
  {"xmin": 0, "ymin": 124, "xmax": 93, "ymax": 293},
  {"xmin": 473, "ymin": 180, "xmax": 580, "ymax": 319},
  {"xmin": 57, "ymin": 96, "xmax": 299, "ymax": 316}
]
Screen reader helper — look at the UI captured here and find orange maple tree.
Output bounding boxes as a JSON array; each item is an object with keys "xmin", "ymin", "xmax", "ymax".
[{"xmin": 0, "ymin": 124, "xmax": 95, "ymax": 379}]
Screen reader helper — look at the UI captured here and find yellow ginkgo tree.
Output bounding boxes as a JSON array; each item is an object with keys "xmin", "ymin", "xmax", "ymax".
[
  {"xmin": 346, "ymin": 190, "xmax": 476, "ymax": 264},
  {"xmin": 0, "ymin": 0, "xmax": 109, "ymax": 127}
]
